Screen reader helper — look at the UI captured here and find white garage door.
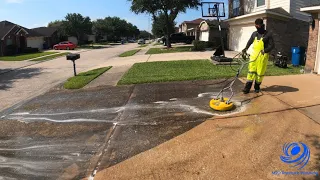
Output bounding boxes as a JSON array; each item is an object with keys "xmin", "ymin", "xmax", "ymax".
[
  {"xmin": 229, "ymin": 25, "xmax": 256, "ymax": 53},
  {"xmin": 200, "ymin": 31, "xmax": 209, "ymax": 42},
  {"xmin": 27, "ymin": 37, "xmax": 44, "ymax": 50}
]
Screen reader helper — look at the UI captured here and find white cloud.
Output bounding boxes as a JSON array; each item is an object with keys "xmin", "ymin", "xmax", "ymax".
[{"xmin": 5, "ymin": 0, "xmax": 24, "ymax": 3}]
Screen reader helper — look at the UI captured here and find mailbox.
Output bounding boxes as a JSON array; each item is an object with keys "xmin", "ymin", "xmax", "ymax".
[
  {"xmin": 66, "ymin": 53, "xmax": 80, "ymax": 61},
  {"xmin": 66, "ymin": 53, "xmax": 80, "ymax": 76}
]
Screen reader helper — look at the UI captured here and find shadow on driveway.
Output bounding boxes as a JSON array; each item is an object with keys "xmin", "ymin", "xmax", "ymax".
[
  {"xmin": 0, "ymin": 68, "xmax": 42, "ymax": 90},
  {"xmin": 262, "ymin": 85, "xmax": 299, "ymax": 96}
]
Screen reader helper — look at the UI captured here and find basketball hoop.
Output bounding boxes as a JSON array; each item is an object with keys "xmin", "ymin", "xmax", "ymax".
[
  {"xmin": 200, "ymin": 2, "xmax": 231, "ymax": 62},
  {"xmin": 201, "ymin": 2, "xmax": 225, "ymax": 18}
]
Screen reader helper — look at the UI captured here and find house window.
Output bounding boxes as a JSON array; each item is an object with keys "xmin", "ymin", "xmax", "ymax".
[
  {"xmin": 233, "ymin": 0, "xmax": 240, "ymax": 16},
  {"xmin": 257, "ymin": 0, "xmax": 265, "ymax": 7},
  {"xmin": 6, "ymin": 39, "xmax": 12, "ymax": 46}
]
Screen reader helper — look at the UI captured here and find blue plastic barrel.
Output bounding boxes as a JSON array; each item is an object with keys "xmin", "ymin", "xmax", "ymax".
[{"xmin": 291, "ymin": 47, "xmax": 301, "ymax": 66}]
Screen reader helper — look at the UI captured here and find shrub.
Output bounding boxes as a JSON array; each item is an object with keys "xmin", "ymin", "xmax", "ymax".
[
  {"xmin": 5, "ymin": 45, "xmax": 18, "ymax": 56},
  {"xmin": 192, "ymin": 40, "xmax": 206, "ymax": 51},
  {"xmin": 22, "ymin": 47, "xmax": 39, "ymax": 54},
  {"xmin": 206, "ymin": 41, "xmax": 216, "ymax": 48}
]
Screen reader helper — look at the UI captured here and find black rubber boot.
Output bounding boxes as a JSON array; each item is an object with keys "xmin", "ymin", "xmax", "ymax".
[
  {"xmin": 254, "ymin": 82, "xmax": 261, "ymax": 93},
  {"xmin": 242, "ymin": 82, "xmax": 253, "ymax": 94}
]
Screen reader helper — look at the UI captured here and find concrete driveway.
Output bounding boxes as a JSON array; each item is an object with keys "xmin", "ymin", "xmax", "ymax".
[
  {"xmin": 0, "ymin": 74, "xmax": 319, "ymax": 180},
  {"xmin": 0, "ymin": 43, "xmax": 139, "ymax": 112},
  {"xmin": 0, "ymin": 78, "xmax": 241, "ymax": 180},
  {"xmin": 92, "ymin": 74, "xmax": 320, "ymax": 180}
]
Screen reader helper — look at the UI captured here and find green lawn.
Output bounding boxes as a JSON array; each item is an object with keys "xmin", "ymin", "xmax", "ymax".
[
  {"xmin": 31, "ymin": 52, "xmax": 70, "ymax": 61},
  {"xmin": 118, "ymin": 60, "xmax": 303, "ymax": 85},
  {"xmin": 64, "ymin": 67, "xmax": 112, "ymax": 89},
  {"xmin": 119, "ymin": 49, "xmax": 141, "ymax": 57},
  {"xmin": 0, "ymin": 52, "xmax": 58, "ymax": 61},
  {"xmin": 146, "ymin": 46, "xmax": 193, "ymax": 54}
]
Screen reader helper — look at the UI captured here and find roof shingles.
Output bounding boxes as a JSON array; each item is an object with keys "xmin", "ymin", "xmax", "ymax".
[{"xmin": 0, "ymin": 20, "xmax": 44, "ymax": 39}]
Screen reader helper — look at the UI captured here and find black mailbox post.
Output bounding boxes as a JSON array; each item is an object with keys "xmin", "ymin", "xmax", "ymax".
[{"xmin": 66, "ymin": 53, "xmax": 80, "ymax": 76}]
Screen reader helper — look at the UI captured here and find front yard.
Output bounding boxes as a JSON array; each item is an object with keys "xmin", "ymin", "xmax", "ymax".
[
  {"xmin": 0, "ymin": 52, "xmax": 58, "ymax": 61},
  {"xmin": 146, "ymin": 46, "xmax": 193, "ymax": 54},
  {"xmin": 31, "ymin": 52, "xmax": 70, "ymax": 61},
  {"xmin": 119, "ymin": 49, "xmax": 141, "ymax": 57},
  {"xmin": 118, "ymin": 60, "xmax": 303, "ymax": 85}
]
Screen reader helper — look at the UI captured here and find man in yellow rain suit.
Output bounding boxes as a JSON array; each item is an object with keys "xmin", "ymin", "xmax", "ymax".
[{"xmin": 242, "ymin": 18, "xmax": 275, "ymax": 94}]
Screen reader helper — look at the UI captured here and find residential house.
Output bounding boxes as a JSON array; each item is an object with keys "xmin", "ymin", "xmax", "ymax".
[
  {"xmin": 175, "ymin": 27, "xmax": 179, "ymax": 33},
  {"xmin": 180, "ymin": 18, "xmax": 206, "ymax": 40},
  {"xmin": 87, "ymin": 35, "xmax": 96, "ymax": 43},
  {"xmin": 32, "ymin": 27, "xmax": 60, "ymax": 49},
  {"xmin": 227, "ymin": 0, "xmax": 318, "ymax": 57},
  {"xmin": 179, "ymin": 25, "xmax": 182, "ymax": 32},
  {"xmin": 199, "ymin": 20, "xmax": 229, "ymax": 48},
  {"xmin": 301, "ymin": 3, "xmax": 320, "ymax": 74},
  {"xmin": 0, "ymin": 20, "xmax": 44, "ymax": 56}
]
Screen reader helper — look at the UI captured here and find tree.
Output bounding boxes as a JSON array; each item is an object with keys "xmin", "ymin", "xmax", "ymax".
[
  {"xmin": 129, "ymin": 0, "xmax": 201, "ymax": 48},
  {"xmin": 93, "ymin": 17, "xmax": 141, "ymax": 42},
  {"xmin": 139, "ymin": 30, "xmax": 152, "ymax": 39},
  {"xmin": 48, "ymin": 20, "xmax": 64, "ymax": 27},
  {"xmin": 92, "ymin": 18, "xmax": 112, "ymax": 40},
  {"xmin": 152, "ymin": 13, "xmax": 176, "ymax": 38},
  {"xmin": 62, "ymin": 13, "xmax": 92, "ymax": 44},
  {"xmin": 47, "ymin": 20, "xmax": 67, "ymax": 42}
]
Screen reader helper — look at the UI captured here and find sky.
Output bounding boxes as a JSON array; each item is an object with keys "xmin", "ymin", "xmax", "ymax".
[{"xmin": 0, "ymin": 0, "xmax": 228, "ymax": 32}]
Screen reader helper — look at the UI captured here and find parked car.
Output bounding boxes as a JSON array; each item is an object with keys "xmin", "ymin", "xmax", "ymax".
[
  {"xmin": 156, "ymin": 37, "xmax": 163, "ymax": 43},
  {"xmin": 128, "ymin": 39, "xmax": 136, "ymax": 43},
  {"xmin": 162, "ymin": 33, "xmax": 195, "ymax": 46},
  {"xmin": 53, "ymin": 41, "xmax": 77, "ymax": 50},
  {"xmin": 138, "ymin": 39, "xmax": 145, "ymax": 44}
]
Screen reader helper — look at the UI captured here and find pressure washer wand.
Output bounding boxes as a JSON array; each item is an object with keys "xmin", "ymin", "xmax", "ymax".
[{"xmin": 214, "ymin": 52, "xmax": 261, "ymax": 104}]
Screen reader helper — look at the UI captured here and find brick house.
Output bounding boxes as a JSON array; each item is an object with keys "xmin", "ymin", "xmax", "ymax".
[
  {"xmin": 226, "ymin": 0, "xmax": 318, "ymax": 58},
  {"xmin": 0, "ymin": 21, "xmax": 44, "ymax": 56},
  {"xmin": 32, "ymin": 27, "xmax": 60, "ymax": 49},
  {"xmin": 301, "ymin": 4, "xmax": 320, "ymax": 74},
  {"xmin": 199, "ymin": 20, "xmax": 229, "ymax": 48},
  {"xmin": 180, "ymin": 18, "xmax": 206, "ymax": 40}
]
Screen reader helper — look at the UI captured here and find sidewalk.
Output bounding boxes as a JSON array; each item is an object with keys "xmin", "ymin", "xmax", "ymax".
[
  {"xmin": 92, "ymin": 74, "xmax": 320, "ymax": 180},
  {"xmin": 135, "ymin": 44, "xmax": 152, "ymax": 55}
]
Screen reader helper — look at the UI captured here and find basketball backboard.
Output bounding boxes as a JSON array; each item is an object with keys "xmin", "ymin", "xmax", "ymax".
[{"xmin": 201, "ymin": 2, "xmax": 226, "ymax": 17}]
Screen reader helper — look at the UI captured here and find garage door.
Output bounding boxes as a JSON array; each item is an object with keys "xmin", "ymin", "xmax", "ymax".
[
  {"xmin": 200, "ymin": 31, "xmax": 209, "ymax": 42},
  {"xmin": 27, "ymin": 37, "xmax": 44, "ymax": 50},
  {"xmin": 229, "ymin": 25, "xmax": 256, "ymax": 53}
]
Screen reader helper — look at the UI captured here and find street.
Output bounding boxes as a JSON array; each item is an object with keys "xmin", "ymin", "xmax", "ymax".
[{"xmin": 0, "ymin": 43, "xmax": 138, "ymax": 112}]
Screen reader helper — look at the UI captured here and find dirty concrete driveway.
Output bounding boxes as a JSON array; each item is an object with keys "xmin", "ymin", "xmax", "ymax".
[
  {"xmin": 0, "ymin": 43, "xmax": 138, "ymax": 112},
  {"xmin": 0, "ymin": 78, "xmax": 244, "ymax": 180},
  {"xmin": 0, "ymin": 74, "xmax": 320, "ymax": 180}
]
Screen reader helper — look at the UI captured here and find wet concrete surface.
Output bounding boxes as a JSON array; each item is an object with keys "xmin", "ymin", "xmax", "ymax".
[{"xmin": 0, "ymin": 79, "xmax": 246, "ymax": 179}]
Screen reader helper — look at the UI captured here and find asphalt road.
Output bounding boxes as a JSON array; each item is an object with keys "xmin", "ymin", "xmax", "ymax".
[{"xmin": 0, "ymin": 79, "xmax": 245, "ymax": 180}]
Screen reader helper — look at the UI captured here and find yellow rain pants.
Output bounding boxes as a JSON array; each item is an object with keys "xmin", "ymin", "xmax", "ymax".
[{"xmin": 247, "ymin": 37, "xmax": 269, "ymax": 83}]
